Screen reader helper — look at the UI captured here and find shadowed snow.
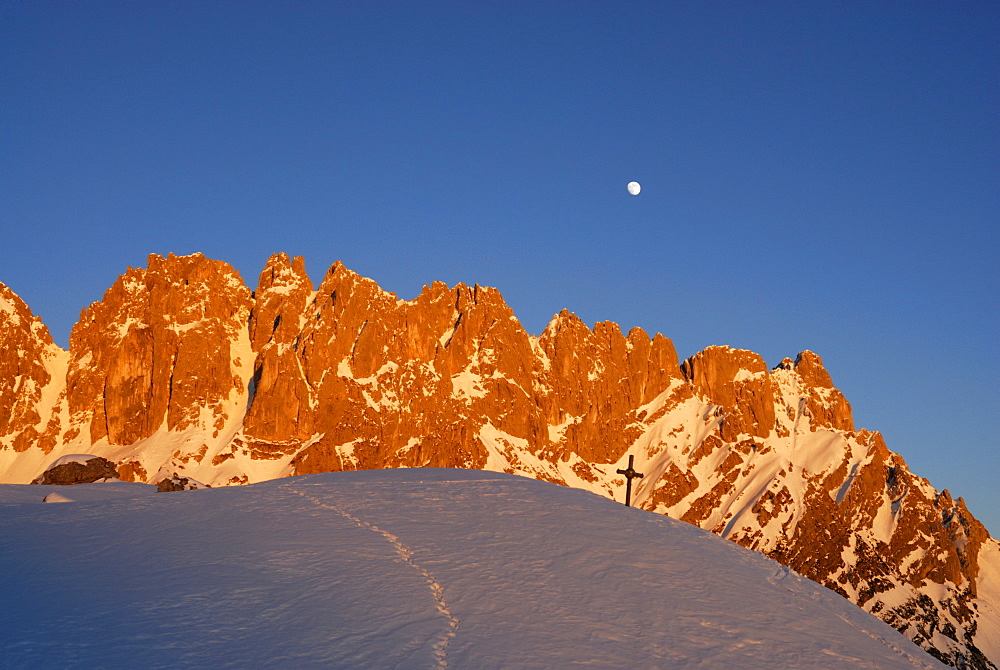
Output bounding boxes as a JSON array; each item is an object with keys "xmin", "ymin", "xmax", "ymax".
[{"xmin": 0, "ymin": 469, "xmax": 946, "ymax": 669}]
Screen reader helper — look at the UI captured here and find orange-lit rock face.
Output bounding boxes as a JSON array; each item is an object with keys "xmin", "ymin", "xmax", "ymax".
[
  {"xmin": 242, "ymin": 252, "xmax": 315, "ymax": 444},
  {"xmin": 1, "ymin": 254, "xmax": 996, "ymax": 669},
  {"xmin": 681, "ymin": 345, "xmax": 776, "ymax": 440},
  {"xmin": 65, "ymin": 253, "xmax": 252, "ymax": 446},
  {"xmin": 283, "ymin": 267, "xmax": 684, "ymax": 475},
  {"xmin": 783, "ymin": 351, "xmax": 854, "ymax": 431},
  {"xmin": 0, "ymin": 282, "xmax": 64, "ymax": 453},
  {"xmin": 537, "ymin": 313, "xmax": 681, "ymax": 463},
  {"xmin": 289, "ymin": 264, "xmax": 546, "ymax": 474}
]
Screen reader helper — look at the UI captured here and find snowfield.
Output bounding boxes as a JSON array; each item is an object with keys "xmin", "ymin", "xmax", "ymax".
[{"xmin": 0, "ymin": 469, "xmax": 947, "ymax": 669}]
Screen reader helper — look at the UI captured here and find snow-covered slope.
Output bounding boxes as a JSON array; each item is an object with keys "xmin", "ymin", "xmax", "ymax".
[{"xmin": 0, "ymin": 469, "xmax": 946, "ymax": 669}]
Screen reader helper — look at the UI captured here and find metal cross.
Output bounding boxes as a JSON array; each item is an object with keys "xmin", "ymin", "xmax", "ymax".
[{"xmin": 616, "ymin": 454, "xmax": 644, "ymax": 507}]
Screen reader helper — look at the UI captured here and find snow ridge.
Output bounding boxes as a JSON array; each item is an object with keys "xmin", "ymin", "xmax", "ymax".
[
  {"xmin": 0, "ymin": 470, "xmax": 950, "ymax": 669},
  {"xmin": 287, "ymin": 484, "xmax": 459, "ymax": 667}
]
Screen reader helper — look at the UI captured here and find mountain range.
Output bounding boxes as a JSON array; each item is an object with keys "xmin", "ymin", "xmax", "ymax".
[{"xmin": 1, "ymin": 252, "xmax": 997, "ymax": 668}]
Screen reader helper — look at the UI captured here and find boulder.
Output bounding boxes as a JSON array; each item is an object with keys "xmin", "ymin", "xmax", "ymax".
[{"xmin": 32, "ymin": 455, "xmax": 119, "ymax": 485}]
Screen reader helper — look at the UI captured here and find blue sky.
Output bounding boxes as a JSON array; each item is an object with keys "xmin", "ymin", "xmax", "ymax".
[{"xmin": 2, "ymin": 2, "xmax": 997, "ymax": 532}]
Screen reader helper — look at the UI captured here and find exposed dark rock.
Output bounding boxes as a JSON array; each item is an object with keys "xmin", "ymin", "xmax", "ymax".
[
  {"xmin": 32, "ymin": 456, "xmax": 119, "ymax": 485},
  {"xmin": 156, "ymin": 474, "xmax": 209, "ymax": 492}
]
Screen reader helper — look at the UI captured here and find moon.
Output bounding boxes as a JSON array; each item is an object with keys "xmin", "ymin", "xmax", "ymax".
[{"xmin": 627, "ymin": 181, "xmax": 641, "ymax": 196}]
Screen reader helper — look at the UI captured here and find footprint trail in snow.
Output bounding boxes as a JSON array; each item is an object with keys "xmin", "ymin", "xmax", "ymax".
[{"xmin": 288, "ymin": 487, "xmax": 459, "ymax": 668}]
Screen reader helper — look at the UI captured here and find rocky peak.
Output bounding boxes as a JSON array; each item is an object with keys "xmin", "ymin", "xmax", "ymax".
[
  {"xmin": 249, "ymin": 252, "xmax": 313, "ymax": 352},
  {"xmin": 64, "ymin": 252, "xmax": 253, "ymax": 446},
  {"xmin": 536, "ymin": 312, "xmax": 682, "ymax": 462},
  {"xmin": 773, "ymin": 350, "xmax": 854, "ymax": 432},
  {"xmin": 682, "ymin": 345, "xmax": 776, "ymax": 440},
  {"xmin": 0, "ymin": 281, "xmax": 57, "ymax": 348},
  {"xmin": 0, "ymin": 282, "xmax": 66, "ymax": 454},
  {"xmin": 682, "ymin": 346, "xmax": 767, "ymax": 406},
  {"xmin": 242, "ymin": 253, "xmax": 315, "ymax": 444},
  {"xmin": 287, "ymin": 270, "xmax": 542, "ymax": 476},
  {"xmin": 794, "ymin": 350, "xmax": 835, "ymax": 388},
  {"xmin": 298, "ymin": 260, "xmax": 399, "ymax": 382}
]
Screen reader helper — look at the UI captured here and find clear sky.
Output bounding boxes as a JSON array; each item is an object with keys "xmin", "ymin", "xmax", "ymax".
[{"xmin": 2, "ymin": 2, "xmax": 997, "ymax": 532}]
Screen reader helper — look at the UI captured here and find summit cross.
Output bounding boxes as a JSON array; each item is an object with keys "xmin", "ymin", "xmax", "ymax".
[{"xmin": 616, "ymin": 454, "xmax": 644, "ymax": 507}]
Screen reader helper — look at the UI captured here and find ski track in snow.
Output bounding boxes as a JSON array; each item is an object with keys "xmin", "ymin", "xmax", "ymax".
[{"xmin": 286, "ymin": 485, "xmax": 459, "ymax": 668}]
